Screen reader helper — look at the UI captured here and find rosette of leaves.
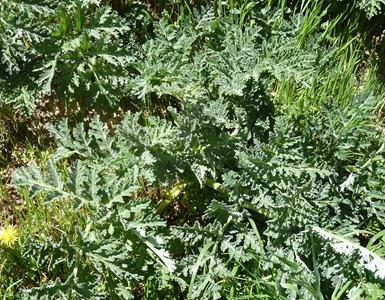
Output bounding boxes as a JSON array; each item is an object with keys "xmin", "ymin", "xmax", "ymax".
[
  {"xmin": 12, "ymin": 116, "xmax": 178, "ymax": 299},
  {"xmin": 128, "ymin": 3, "xmax": 328, "ymax": 109},
  {"xmin": 0, "ymin": 0, "xmax": 134, "ymax": 113}
]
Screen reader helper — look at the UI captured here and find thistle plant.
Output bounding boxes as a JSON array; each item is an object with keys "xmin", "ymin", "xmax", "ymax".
[{"xmin": 2, "ymin": 0, "xmax": 385, "ymax": 299}]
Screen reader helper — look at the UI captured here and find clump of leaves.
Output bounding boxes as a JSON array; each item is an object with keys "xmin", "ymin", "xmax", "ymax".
[
  {"xmin": 11, "ymin": 92, "xmax": 385, "ymax": 299},
  {"xmin": 0, "ymin": 0, "xmax": 135, "ymax": 113},
  {"xmin": 6, "ymin": 1, "xmax": 385, "ymax": 299},
  {"xmin": 12, "ymin": 116, "xmax": 179, "ymax": 299}
]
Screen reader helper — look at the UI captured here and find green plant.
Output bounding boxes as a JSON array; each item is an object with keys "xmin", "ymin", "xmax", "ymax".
[
  {"xmin": 11, "ymin": 115, "xmax": 179, "ymax": 298},
  {"xmin": 3, "ymin": 0, "xmax": 385, "ymax": 299},
  {"xmin": 0, "ymin": 0, "xmax": 134, "ymax": 113},
  {"xmin": 11, "ymin": 91, "xmax": 385, "ymax": 298},
  {"xmin": 357, "ymin": 0, "xmax": 385, "ymax": 18}
]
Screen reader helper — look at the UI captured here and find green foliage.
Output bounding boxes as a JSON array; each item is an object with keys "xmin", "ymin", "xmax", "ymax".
[
  {"xmin": 2, "ymin": 0, "xmax": 385, "ymax": 299},
  {"xmin": 12, "ymin": 123, "xmax": 177, "ymax": 298},
  {"xmin": 357, "ymin": 0, "xmax": 385, "ymax": 18},
  {"xmin": 11, "ymin": 92, "xmax": 385, "ymax": 298},
  {"xmin": 0, "ymin": 0, "xmax": 134, "ymax": 113}
]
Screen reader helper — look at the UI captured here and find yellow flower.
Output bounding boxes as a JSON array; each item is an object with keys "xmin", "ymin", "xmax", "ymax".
[{"xmin": 0, "ymin": 225, "xmax": 19, "ymax": 247}]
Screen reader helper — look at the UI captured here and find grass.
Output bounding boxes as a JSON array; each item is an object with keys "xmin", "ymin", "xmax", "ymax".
[{"xmin": 271, "ymin": 0, "xmax": 385, "ymax": 127}]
